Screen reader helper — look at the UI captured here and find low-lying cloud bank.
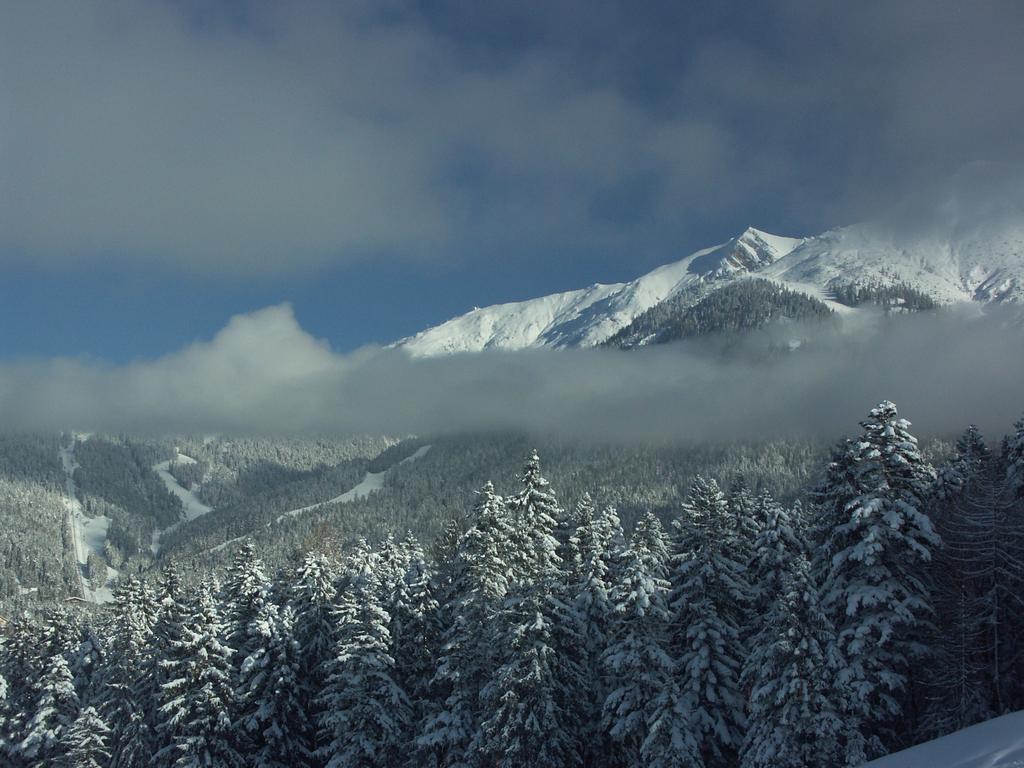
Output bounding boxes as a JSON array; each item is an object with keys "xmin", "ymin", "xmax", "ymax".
[{"xmin": 1, "ymin": 304, "xmax": 1022, "ymax": 442}]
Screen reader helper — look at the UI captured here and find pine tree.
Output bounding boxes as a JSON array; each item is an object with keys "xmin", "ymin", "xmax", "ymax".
[
  {"xmin": 155, "ymin": 584, "xmax": 242, "ymax": 768},
  {"xmin": 60, "ymin": 706, "xmax": 111, "ymax": 768},
  {"xmin": 316, "ymin": 544, "xmax": 410, "ymax": 768},
  {"xmin": 569, "ymin": 504, "xmax": 623, "ymax": 766},
  {"xmin": 148, "ymin": 565, "xmax": 191, "ymax": 761},
  {"xmin": 507, "ymin": 450, "xmax": 563, "ymax": 584},
  {"xmin": 236, "ymin": 603, "xmax": 314, "ymax": 768},
  {"xmin": 727, "ymin": 476, "xmax": 762, "ymax": 570},
  {"xmin": 71, "ymin": 628, "xmax": 104, "ymax": 710},
  {"xmin": 103, "ymin": 576, "xmax": 159, "ymax": 768},
  {"xmin": 601, "ymin": 520, "xmax": 677, "ymax": 766},
  {"xmin": 290, "ymin": 550, "xmax": 337, "ymax": 736},
  {"xmin": 475, "ymin": 583, "xmax": 584, "ymax": 768},
  {"xmin": 222, "ymin": 540, "xmax": 270, "ymax": 665},
  {"xmin": 641, "ymin": 679, "xmax": 704, "ymax": 768},
  {"xmin": 19, "ymin": 652, "xmax": 80, "ymax": 765},
  {"xmin": 749, "ymin": 493, "xmax": 805, "ymax": 615},
  {"xmin": 475, "ymin": 455, "xmax": 584, "ymax": 768},
  {"xmin": 417, "ymin": 483, "xmax": 513, "ymax": 768},
  {"xmin": 0, "ymin": 614, "xmax": 45, "ymax": 763},
  {"xmin": 633, "ymin": 511, "xmax": 672, "ymax": 582},
  {"xmin": 739, "ymin": 553, "xmax": 846, "ymax": 768},
  {"xmin": 669, "ymin": 476, "xmax": 750, "ymax": 768},
  {"xmin": 559, "ymin": 492, "xmax": 596, "ymax": 574},
  {"xmin": 388, "ymin": 536, "xmax": 441, "ymax": 736},
  {"xmin": 818, "ymin": 401, "xmax": 939, "ymax": 752},
  {"xmin": 40, "ymin": 607, "xmax": 81, "ymax": 660}
]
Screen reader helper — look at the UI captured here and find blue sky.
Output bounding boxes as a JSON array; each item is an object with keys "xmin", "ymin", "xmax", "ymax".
[{"xmin": 2, "ymin": 0, "xmax": 1023, "ymax": 361}]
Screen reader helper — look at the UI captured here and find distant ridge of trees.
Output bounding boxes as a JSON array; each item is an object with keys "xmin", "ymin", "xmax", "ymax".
[{"xmin": 605, "ymin": 278, "xmax": 835, "ymax": 349}]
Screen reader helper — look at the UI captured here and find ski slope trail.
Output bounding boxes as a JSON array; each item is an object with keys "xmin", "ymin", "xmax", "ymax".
[
  {"xmin": 209, "ymin": 444, "xmax": 432, "ymax": 554},
  {"xmin": 275, "ymin": 444, "xmax": 433, "ymax": 523},
  {"xmin": 59, "ymin": 434, "xmax": 117, "ymax": 603},
  {"xmin": 151, "ymin": 452, "xmax": 214, "ymax": 555},
  {"xmin": 866, "ymin": 711, "xmax": 1024, "ymax": 767}
]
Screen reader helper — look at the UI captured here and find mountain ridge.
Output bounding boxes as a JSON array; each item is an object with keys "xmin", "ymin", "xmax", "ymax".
[{"xmin": 395, "ymin": 221, "xmax": 1024, "ymax": 356}]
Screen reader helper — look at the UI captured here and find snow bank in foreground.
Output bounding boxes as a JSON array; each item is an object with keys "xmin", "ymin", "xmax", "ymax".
[{"xmin": 866, "ymin": 711, "xmax": 1024, "ymax": 767}]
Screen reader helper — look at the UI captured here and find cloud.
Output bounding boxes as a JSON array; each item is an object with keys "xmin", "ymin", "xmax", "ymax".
[
  {"xmin": 2, "ymin": 1, "xmax": 1022, "ymax": 274},
  {"xmin": 1, "ymin": 304, "xmax": 1021, "ymax": 443}
]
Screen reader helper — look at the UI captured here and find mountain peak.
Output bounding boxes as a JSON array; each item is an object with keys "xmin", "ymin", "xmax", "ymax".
[{"xmin": 700, "ymin": 227, "xmax": 803, "ymax": 278}]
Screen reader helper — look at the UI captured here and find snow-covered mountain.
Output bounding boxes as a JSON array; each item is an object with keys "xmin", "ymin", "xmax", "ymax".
[{"xmin": 395, "ymin": 221, "xmax": 1024, "ymax": 356}]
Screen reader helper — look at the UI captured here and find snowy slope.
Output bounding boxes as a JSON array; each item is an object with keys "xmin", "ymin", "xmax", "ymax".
[
  {"xmin": 765, "ymin": 221, "xmax": 1024, "ymax": 305},
  {"xmin": 865, "ymin": 711, "xmax": 1024, "ymax": 767},
  {"xmin": 151, "ymin": 452, "xmax": 214, "ymax": 555},
  {"xmin": 397, "ymin": 228, "xmax": 801, "ymax": 356},
  {"xmin": 395, "ymin": 221, "xmax": 1024, "ymax": 356},
  {"xmin": 59, "ymin": 434, "xmax": 118, "ymax": 603}
]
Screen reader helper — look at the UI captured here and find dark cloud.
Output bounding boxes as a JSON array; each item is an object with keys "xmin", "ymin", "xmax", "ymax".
[
  {"xmin": 0, "ymin": 1, "xmax": 1021, "ymax": 273},
  {"xmin": 2, "ymin": 304, "xmax": 1021, "ymax": 443}
]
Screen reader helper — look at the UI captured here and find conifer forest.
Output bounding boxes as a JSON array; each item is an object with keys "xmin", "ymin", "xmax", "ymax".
[{"xmin": 2, "ymin": 401, "xmax": 1024, "ymax": 767}]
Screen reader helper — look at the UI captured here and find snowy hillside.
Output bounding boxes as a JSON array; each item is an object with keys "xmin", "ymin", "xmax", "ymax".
[
  {"xmin": 866, "ymin": 711, "xmax": 1024, "ymax": 767},
  {"xmin": 396, "ymin": 227, "xmax": 802, "ymax": 355},
  {"xmin": 396, "ymin": 221, "xmax": 1024, "ymax": 356}
]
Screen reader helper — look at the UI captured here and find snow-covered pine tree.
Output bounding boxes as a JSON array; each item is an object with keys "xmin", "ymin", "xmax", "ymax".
[
  {"xmin": 316, "ymin": 542, "xmax": 411, "ymax": 768},
  {"xmin": 739, "ymin": 552, "xmax": 846, "ymax": 768},
  {"xmin": 641, "ymin": 679, "xmax": 704, "ymax": 768},
  {"xmin": 289, "ymin": 551, "xmax": 337, "ymax": 729},
  {"xmin": 148, "ymin": 565, "xmax": 191, "ymax": 759},
  {"xmin": 39, "ymin": 607, "xmax": 81, "ymax": 662},
  {"xmin": 155, "ymin": 583, "xmax": 242, "ymax": 768},
  {"xmin": 558, "ymin": 492, "xmax": 597, "ymax": 574},
  {"xmin": 476, "ymin": 454, "xmax": 584, "ymax": 768},
  {"xmin": 475, "ymin": 580, "xmax": 585, "ymax": 768},
  {"xmin": 222, "ymin": 540, "xmax": 270, "ymax": 665},
  {"xmin": 601, "ymin": 518, "xmax": 678, "ymax": 766},
  {"xmin": 633, "ymin": 511, "xmax": 672, "ymax": 582},
  {"xmin": 416, "ymin": 482, "xmax": 513, "ymax": 768},
  {"xmin": 19, "ymin": 652, "xmax": 80, "ymax": 766},
  {"xmin": 388, "ymin": 535, "xmax": 441, "ymax": 746},
  {"xmin": 59, "ymin": 705, "xmax": 111, "ymax": 768},
  {"xmin": 0, "ymin": 614, "xmax": 45, "ymax": 763},
  {"xmin": 569, "ymin": 503, "xmax": 624, "ymax": 766},
  {"xmin": 430, "ymin": 518, "xmax": 465, "ymax": 589},
  {"xmin": 236, "ymin": 602, "xmax": 314, "ymax": 768},
  {"xmin": 507, "ymin": 450, "xmax": 563, "ymax": 585},
  {"xmin": 376, "ymin": 534, "xmax": 412, "ymax": 606},
  {"xmin": 749, "ymin": 493, "xmax": 806, "ymax": 615},
  {"xmin": 669, "ymin": 475, "xmax": 750, "ymax": 768},
  {"xmin": 819, "ymin": 400, "xmax": 939, "ymax": 753},
  {"xmin": 808, "ymin": 437, "xmax": 862, "ymax": 571},
  {"xmin": 71, "ymin": 626, "xmax": 104, "ymax": 709},
  {"xmin": 727, "ymin": 476, "xmax": 762, "ymax": 570},
  {"xmin": 102, "ymin": 575, "xmax": 159, "ymax": 768}
]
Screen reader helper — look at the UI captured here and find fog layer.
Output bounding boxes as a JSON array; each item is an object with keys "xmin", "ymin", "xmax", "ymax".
[{"xmin": 1, "ymin": 305, "xmax": 1020, "ymax": 441}]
